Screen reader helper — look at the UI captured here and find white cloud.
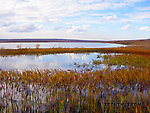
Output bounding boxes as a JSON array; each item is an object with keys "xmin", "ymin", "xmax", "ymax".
[
  {"xmin": 0, "ymin": 0, "xmax": 149, "ymax": 40},
  {"xmin": 139, "ymin": 26, "xmax": 150, "ymax": 31},
  {"xmin": 89, "ymin": 13, "xmax": 113, "ymax": 16},
  {"xmin": 121, "ymin": 24, "xmax": 131, "ymax": 30},
  {"xmin": 137, "ymin": 7, "xmax": 150, "ymax": 10},
  {"xmin": 53, "ymin": 26, "xmax": 64, "ymax": 31},
  {"xmin": 66, "ymin": 25, "xmax": 89, "ymax": 34},
  {"xmin": 46, "ymin": 18, "xmax": 61, "ymax": 23},
  {"xmin": 8, "ymin": 23, "xmax": 42, "ymax": 33},
  {"xmin": 0, "ymin": 0, "xmax": 130, "ymax": 24},
  {"xmin": 125, "ymin": 0, "xmax": 145, "ymax": 2},
  {"xmin": 0, "ymin": 0, "xmax": 142, "ymax": 30},
  {"xmin": 104, "ymin": 0, "xmax": 145, "ymax": 3},
  {"xmin": 0, "ymin": 21, "xmax": 15, "ymax": 27},
  {"xmin": 0, "ymin": 0, "xmax": 146, "ymax": 25},
  {"xmin": 102, "ymin": 15, "xmax": 117, "ymax": 21},
  {"xmin": 78, "ymin": 0, "xmax": 100, "ymax": 4},
  {"xmin": 128, "ymin": 12, "xmax": 150, "ymax": 20}
]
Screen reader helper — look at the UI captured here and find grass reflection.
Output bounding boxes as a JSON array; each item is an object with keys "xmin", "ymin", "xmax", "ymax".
[{"xmin": 0, "ymin": 67, "xmax": 150, "ymax": 112}]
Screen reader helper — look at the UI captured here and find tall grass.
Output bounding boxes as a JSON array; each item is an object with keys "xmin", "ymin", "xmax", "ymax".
[
  {"xmin": 92, "ymin": 54, "xmax": 150, "ymax": 69},
  {"xmin": 0, "ymin": 67, "xmax": 149, "ymax": 112},
  {"xmin": 0, "ymin": 47, "xmax": 150, "ymax": 56}
]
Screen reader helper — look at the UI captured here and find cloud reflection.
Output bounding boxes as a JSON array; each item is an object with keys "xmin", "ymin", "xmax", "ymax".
[{"xmin": 0, "ymin": 53, "xmax": 98, "ymax": 71}]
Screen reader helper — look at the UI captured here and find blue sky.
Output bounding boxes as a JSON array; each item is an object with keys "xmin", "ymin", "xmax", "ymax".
[{"xmin": 0, "ymin": 0, "xmax": 150, "ymax": 40}]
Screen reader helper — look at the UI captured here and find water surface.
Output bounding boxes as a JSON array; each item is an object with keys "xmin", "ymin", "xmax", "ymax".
[
  {"xmin": 0, "ymin": 53, "xmax": 99, "ymax": 71},
  {"xmin": 0, "ymin": 42, "xmax": 125, "ymax": 49}
]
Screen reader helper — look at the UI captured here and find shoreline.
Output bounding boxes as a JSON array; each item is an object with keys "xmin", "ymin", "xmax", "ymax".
[
  {"xmin": 0, "ymin": 38, "xmax": 150, "ymax": 55},
  {"xmin": 0, "ymin": 47, "xmax": 150, "ymax": 56}
]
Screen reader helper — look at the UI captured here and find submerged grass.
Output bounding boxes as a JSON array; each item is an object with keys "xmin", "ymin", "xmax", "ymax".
[
  {"xmin": 103, "ymin": 54, "xmax": 150, "ymax": 68},
  {"xmin": 92, "ymin": 54, "xmax": 150, "ymax": 69},
  {"xmin": 0, "ymin": 67, "xmax": 150, "ymax": 112}
]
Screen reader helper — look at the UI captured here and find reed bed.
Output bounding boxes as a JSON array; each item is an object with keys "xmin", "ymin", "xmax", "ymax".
[
  {"xmin": 0, "ymin": 47, "xmax": 150, "ymax": 56},
  {"xmin": 0, "ymin": 67, "xmax": 150, "ymax": 112},
  {"xmin": 93, "ymin": 54, "xmax": 150, "ymax": 68}
]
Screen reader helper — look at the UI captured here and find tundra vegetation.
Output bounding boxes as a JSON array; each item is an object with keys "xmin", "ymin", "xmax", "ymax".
[
  {"xmin": 0, "ymin": 46, "xmax": 150, "ymax": 112},
  {"xmin": 0, "ymin": 47, "xmax": 150, "ymax": 56}
]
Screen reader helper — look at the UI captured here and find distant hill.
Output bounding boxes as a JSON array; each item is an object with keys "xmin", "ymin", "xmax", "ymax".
[
  {"xmin": 0, "ymin": 38, "xmax": 149, "ymax": 44},
  {"xmin": 0, "ymin": 39, "xmax": 106, "ymax": 43},
  {"xmin": 109, "ymin": 38, "xmax": 150, "ymax": 45}
]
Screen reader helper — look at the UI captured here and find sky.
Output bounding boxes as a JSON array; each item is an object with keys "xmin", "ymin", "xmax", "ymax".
[{"xmin": 0, "ymin": 0, "xmax": 150, "ymax": 40}]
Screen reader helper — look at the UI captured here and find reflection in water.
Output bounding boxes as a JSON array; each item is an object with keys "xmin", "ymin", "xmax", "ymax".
[
  {"xmin": 0, "ymin": 80, "xmax": 148, "ymax": 112},
  {"xmin": 0, "ymin": 53, "xmax": 124, "ymax": 71},
  {"xmin": 0, "ymin": 42, "xmax": 126, "ymax": 49},
  {"xmin": 0, "ymin": 53, "xmax": 99, "ymax": 71}
]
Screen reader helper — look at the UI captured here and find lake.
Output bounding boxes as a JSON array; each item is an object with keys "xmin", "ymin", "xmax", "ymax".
[
  {"xmin": 0, "ymin": 42, "xmax": 126, "ymax": 71},
  {"xmin": 0, "ymin": 53, "xmax": 110, "ymax": 71},
  {"xmin": 0, "ymin": 42, "xmax": 126, "ymax": 49}
]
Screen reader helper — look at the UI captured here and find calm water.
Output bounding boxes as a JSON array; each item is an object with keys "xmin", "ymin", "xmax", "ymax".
[
  {"xmin": 0, "ymin": 53, "xmax": 98, "ymax": 70},
  {"xmin": 0, "ymin": 42, "xmax": 125, "ymax": 49},
  {"xmin": 0, "ymin": 42, "xmax": 126, "ymax": 71},
  {"xmin": 0, "ymin": 53, "xmax": 106, "ymax": 71}
]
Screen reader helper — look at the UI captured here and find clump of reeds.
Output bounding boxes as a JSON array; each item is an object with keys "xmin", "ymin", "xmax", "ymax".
[
  {"xmin": 0, "ymin": 66, "xmax": 149, "ymax": 112},
  {"xmin": 92, "ymin": 54, "xmax": 150, "ymax": 69}
]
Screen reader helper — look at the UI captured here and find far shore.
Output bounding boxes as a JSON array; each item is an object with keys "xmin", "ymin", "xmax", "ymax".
[
  {"xmin": 0, "ymin": 38, "xmax": 150, "ymax": 56},
  {"xmin": 0, "ymin": 38, "xmax": 149, "ymax": 49},
  {"xmin": 109, "ymin": 39, "xmax": 150, "ymax": 50}
]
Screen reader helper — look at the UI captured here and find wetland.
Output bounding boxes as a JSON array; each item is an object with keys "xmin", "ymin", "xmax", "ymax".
[{"xmin": 0, "ymin": 41, "xmax": 150, "ymax": 112}]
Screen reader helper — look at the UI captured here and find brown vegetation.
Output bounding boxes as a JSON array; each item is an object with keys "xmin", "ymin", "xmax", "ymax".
[
  {"xmin": 0, "ymin": 66, "xmax": 150, "ymax": 112},
  {"xmin": 111, "ymin": 39, "xmax": 150, "ymax": 50},
  {"xmin": 0, "ymin": 47, "xmax": 150, "ymax": 56}
]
